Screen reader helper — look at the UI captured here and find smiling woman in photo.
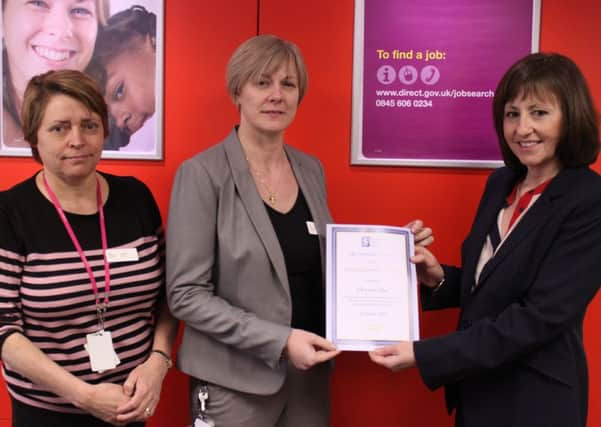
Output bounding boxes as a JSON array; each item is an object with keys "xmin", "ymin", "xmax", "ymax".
[{"xmin": 1, "ymin": 0, "xmax": 109, "ymax": 148}]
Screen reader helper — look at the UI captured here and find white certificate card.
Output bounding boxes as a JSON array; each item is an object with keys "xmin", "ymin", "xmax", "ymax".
[{"xmin": 326, "ymin": 224, "xmax": 419, "ymax": 351}]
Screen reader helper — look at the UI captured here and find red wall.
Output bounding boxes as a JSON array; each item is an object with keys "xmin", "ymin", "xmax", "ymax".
[{"xmin": 1, "ymin": 1, "xmax": 600, "ymax": 425}]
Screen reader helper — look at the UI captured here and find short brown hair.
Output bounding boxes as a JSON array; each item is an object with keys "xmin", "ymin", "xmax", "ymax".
[
  {"xmin": 226, "ymin": 35, "xmax": 308, "ymax": 104},
  {"xmin": 21, "ymin": 70, "xmax": 109, "ymax": 163},
  {"xmin": 492, "ymin": 52, "xmax": 600, "ymax": 173}
]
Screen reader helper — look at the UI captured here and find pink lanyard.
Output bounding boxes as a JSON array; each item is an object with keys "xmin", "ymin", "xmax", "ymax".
[{"xmin": 43, "ymin": 173, "xmax": 111, "ymax": 324}]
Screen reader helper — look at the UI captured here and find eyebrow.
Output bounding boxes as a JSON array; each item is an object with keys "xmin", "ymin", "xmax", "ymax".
[
  {"xmin": 504, "ymin": 101, "xmax": 554, "ymax": 109},
  {"xmin": 258, "ymin": 73, "xmax": 297, "ymax": 80},
  {"xmin": 74, "ymin": 0, "xmax": 98, "ymax": 12},
  {"xmin": 45, "ymin": 117, "xmax": 98, "ymax": 126},
  {"xmin": 46, "ymin": 120, "xmax": 70, "ymax": 126}
]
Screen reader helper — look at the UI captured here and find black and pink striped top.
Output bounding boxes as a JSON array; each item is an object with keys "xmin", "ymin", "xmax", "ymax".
[{"xmin": 0, "ymin": 172, "xmax": 165, "ymax": 413}]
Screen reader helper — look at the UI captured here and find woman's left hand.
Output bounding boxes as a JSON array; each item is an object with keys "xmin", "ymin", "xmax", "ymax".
[
  {"xmin": 405, "ymin": 219, "xmax": 433, "ymax": 247},
  {"xmin": 368, "ymin": 341, "xmax": 416, "ymax": 372},
  {"xmin": 115, "ymin": 353, "xmax": 169, "ymax": 423}
]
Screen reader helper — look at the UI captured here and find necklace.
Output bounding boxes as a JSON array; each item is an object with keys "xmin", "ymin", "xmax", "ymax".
[{"xmin": 246, "ymin": 154, "xmax": 285, "ymax": 206}]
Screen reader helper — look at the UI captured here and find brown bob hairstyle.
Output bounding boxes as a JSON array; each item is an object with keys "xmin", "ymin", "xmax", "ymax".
[
  {"xmin": 226, "ymin": 34, "xmax": 308, "ymax": 105},
  {"xmin": 492, "ymin": 52, "xmax": 600, "ymax": 174},
  {"xmin": 21, "ymin": 70, "xmax": 109, "ymax": 163}
]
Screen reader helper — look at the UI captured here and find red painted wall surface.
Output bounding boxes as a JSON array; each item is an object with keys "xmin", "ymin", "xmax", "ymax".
[{"xmin": 1, "ymin": 1, "xmax": 600, "ymax": 425}]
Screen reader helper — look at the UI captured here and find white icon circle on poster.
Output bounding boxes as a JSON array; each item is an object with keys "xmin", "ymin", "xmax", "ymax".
[
  {"xmin": 398, "ymin": 65, "xmax": 418, "ymax": 85},
  {"xmin": 420, "ymin": 65, "xmax": 440, "ymax": 85},
  {"xmin": 377, "ymin": 65, "xmax": 397, "ymax": 85}
]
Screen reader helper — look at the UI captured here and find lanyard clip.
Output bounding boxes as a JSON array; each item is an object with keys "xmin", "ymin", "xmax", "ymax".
[{"xmin": 96, "ymin": 303, "xmax": 107, "ymax": 331}]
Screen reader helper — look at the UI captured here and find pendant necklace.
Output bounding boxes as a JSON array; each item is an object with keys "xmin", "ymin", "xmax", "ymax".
[{"xmin": 246, "ymin": 154, "xmax": 284, "ymax": 206}]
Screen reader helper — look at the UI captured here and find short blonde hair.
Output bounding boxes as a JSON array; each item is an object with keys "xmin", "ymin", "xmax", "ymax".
[
  {"xmin": 226, "ymin": 35, "xmax": 308, "ymax": 104},
  {"xmin": 96, "ymin": 0, "xmax": 110, "ymax": 26}
]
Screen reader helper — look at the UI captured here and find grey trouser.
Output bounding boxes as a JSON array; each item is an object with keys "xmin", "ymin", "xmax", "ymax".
[{"xmin": 190, "ymin": 362, "xmax": 331, "ymax": 427}]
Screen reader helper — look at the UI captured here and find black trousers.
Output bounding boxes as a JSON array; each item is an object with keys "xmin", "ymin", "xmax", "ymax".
[{"xmin": 11, "ymin": 397, "xmax": 145, "ymax": 427}]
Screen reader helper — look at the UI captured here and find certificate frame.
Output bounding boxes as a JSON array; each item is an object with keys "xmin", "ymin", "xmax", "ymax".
[
  {"xmin": 326, "ymin": 224, "xmax": 420, "ymax": 351},
  {"xmin": 0, "ymin": 0, "xmax": 164, "ymax": 160},
  {"xmin": 351, "ymin": 0, "xmax": 541, "ymax": 168}
]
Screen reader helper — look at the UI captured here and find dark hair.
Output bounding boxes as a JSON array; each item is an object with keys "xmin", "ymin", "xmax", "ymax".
[
  {"xmin": 492, "ymin": 52, "xmax": 600, "ymax": 173},
  {"xmin": 93, "ymin": 5, "xmax": 156, "ymax": 71},
  {"xmin": 21, "ymin": 70, "xmax": 109, "ymax": 163},
  {"xmin": 226, "ymin": 35, "xmax": 308, "ymax": 105},
  {"xmin": 89, "ymin": 5, "xmax": 156, "ymax": 94}
]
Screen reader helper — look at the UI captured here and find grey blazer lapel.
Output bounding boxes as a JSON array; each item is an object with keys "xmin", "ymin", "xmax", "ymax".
[
  {"xmin": 222, "ymin": 130, "xmax": 290, "ymax": 295},
  {"xmin": 286, "ymin": 146, "xmax": 326, "ymax": 233},
  {"xmin": 286, "ymin": 146, "xmax": 330, "ymax": 280}
]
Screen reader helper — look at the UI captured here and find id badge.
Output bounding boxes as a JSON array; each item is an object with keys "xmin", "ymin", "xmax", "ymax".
[
  {"xmin": 84, "ymin": 330, "xmax": 120, "ymax": 373},
  {"xmin": 194, "ymin": 418, "xmax": 215, "ymax": 427}
]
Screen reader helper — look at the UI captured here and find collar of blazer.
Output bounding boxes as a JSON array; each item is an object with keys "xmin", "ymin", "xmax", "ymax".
[
  {"xmin": 221, "ymin": 127, "xmax": 326, "ymax": 294},
  {"xmin": 468, "ymin": 166, "xmax": 582, "ymax": 291}
]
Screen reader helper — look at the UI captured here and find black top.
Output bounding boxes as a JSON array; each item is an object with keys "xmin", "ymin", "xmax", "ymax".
[
  {"xmin": 0, "ymin": 172, "xmax": 164, "ymax": 413},
  {"xmin": 265, "ymin": 191, "xmax": 324, "ymax": 336}
]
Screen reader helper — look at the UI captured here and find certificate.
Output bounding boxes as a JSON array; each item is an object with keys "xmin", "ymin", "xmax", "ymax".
[{"xmin": 326, "ymin": 224, "xmax": 419, "ymax": 351}]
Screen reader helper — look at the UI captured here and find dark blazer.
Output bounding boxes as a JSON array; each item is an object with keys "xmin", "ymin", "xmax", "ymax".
[
  {"xmin": 166, "ymin": 129, "xmax": 332, "ymax": 394},
  {"xmin": 414, "ymin": 166, "xmax": 601, "ymax": 427}
]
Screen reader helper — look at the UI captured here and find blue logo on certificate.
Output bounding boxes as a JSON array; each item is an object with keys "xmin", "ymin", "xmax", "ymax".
[{"xmin": 361, "ymin": 236, "xmax": 371, "ymax": 247}]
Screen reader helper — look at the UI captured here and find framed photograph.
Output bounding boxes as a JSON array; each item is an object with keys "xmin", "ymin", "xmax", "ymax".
[
  {"xmin": 0, "ymin": 0, "xmax": 164, "ymax": 160},
  {"xmin": 351, "ymin": 0, "xmax": 541, "ymax": 168}
]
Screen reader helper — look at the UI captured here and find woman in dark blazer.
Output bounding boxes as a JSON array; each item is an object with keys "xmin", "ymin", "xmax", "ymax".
[
  {"xmin": 369, "ymin": 53, "xmax": 601, "ymax": 427},
  {"xmin": 166, "ymin": 35, "xmax": 432, "ymax": 427}
]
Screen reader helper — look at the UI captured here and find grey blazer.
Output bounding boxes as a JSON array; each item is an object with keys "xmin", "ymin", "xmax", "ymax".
[{"xmin": 166, "ymin": 129, "xmax": 332, "ymax": 394}]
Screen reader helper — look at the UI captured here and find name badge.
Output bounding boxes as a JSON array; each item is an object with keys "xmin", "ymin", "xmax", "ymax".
[
  {"xmin": 306, "ymin": 221, "xmax": 318, "ymax": 235},
  {"xmin": 105, "ymin": 248, "xmax": 139, "ymax": 263},
  {"xmin": 85, "ymin": 330, "xmax": 121, "ymax": 372},
  {"xmin": 194, "ymin": 418, "xmax": 215, "ymax": 427}
]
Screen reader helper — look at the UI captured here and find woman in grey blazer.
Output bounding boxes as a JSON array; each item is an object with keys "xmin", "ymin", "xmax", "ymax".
[
  {"xmin": 166, "ymin": 35, "xmax": 432, "ymax": 426},
  {"xmin": 369, "ymin": 53, "xmax": 601, "ymax": 427}
]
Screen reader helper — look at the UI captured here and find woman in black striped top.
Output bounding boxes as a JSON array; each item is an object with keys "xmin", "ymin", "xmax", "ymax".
[{"xmin": 0, "ymin": 70, "xmax": 177, "ymax": 426}]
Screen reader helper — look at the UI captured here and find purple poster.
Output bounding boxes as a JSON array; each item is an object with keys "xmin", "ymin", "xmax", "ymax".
[{"xmin": 351, "ymin": 0, "xmax": 541, "ymax": 167}]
